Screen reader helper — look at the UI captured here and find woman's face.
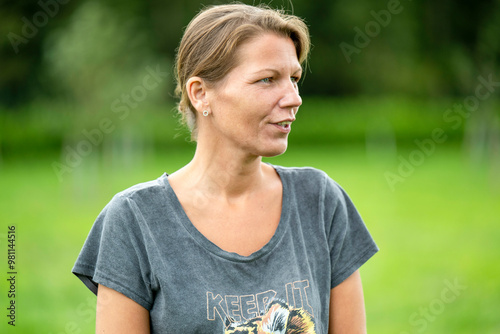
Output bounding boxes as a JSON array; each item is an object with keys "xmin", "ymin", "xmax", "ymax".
[{"xmin": 204, "ymin": 33, "xmax": 303, "ymax": 158}]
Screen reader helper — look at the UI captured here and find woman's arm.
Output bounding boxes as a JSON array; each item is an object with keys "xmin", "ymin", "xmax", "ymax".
[
  {"xmin": 329, "ymin": 270, "xmax": 367, "ymax": 334},
  {"xmin": 96, "ymin": 284, "xmax": 150, "ymax": 333}
]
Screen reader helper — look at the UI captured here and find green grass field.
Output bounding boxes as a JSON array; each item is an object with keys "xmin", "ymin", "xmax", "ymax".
[{"xmin": 0, "ymin": 143, "xmax": 499, "ymax": 333}]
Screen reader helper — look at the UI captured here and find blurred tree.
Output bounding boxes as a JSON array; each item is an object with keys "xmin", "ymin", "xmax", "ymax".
[
  {"xmin": 461, "ymin": 0, "xmax": 500, "ymax": 165},
  {"xmin": 0, "ymin": 0, "xmax": 78, "ymax": 107},
  {"xmin": 42, "ymin": 0, "xmax": 168, "ymax": 108}
]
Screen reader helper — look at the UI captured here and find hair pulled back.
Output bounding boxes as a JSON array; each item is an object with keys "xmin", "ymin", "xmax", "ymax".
[{"xmin": 174, "ymin": 3, "xmax": 310, "ymax": 140}]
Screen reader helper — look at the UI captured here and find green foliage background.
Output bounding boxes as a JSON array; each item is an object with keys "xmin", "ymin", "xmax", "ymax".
[{"xmin": 0, "ymin": 0, "xmax": 499, "ymax": 332}]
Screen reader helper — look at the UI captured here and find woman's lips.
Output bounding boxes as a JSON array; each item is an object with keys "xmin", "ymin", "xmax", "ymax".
[{"xmin": 271, "ymin": 121, "xmax": 292, "ymax": 133}]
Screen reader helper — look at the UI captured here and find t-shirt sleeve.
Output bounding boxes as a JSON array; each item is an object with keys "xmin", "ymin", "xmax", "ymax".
[
  {"xmin": 325, "ymin": 177, "xmax": 379, "ymax": 288},
  {"xmin": 72, "ymin": 194, "xmax": 154, "ymax": 310}
]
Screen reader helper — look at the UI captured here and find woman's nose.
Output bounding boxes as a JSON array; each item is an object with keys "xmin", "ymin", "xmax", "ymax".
[{"xmin": 279, "ymin": 80, "xmax": 302, "ymax": 110}]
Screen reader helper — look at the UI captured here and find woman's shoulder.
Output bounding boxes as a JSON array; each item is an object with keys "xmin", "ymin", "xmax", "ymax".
[
  {"xmin": 107, "ymin": 173, "xmax": 169, "ymax": 208},
  {"xmin": 92, "ymin": 174, "xmax": 171, "ymax": 230},
  {"xmin": 272, "ymin": 164, "xmax": 330, "ymax": 185},
  {"xmin": 272, "ymin": 164, "xmax": 345, "ymax": 199}
]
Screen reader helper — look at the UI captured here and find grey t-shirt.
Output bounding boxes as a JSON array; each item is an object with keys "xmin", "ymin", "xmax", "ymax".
[{"xmin": 72, "ymin": 165, "xmax": 378, "ymax": 333}]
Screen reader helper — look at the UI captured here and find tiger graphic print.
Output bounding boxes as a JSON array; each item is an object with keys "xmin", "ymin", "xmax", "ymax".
[{"xmin": 224, "ymin": 299, "xmax": 316, "ymax": 334}]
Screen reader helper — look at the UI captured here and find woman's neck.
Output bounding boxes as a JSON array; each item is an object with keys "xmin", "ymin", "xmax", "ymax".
[{"xmin": 170, "ymin": 140, "xmax": 271, "ymax": 200}]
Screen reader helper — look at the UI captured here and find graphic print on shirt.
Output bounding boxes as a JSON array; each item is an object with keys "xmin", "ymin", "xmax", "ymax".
[
  {"xmin": 224, "ymin": 299, "xmax": 316, "ymax": 334},
  {"xmin": 206, "ymin": 279, "xmax": 316, "ymax": 333}
]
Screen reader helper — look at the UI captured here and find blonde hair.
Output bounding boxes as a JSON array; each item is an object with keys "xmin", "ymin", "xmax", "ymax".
[{"xmin": 174, "ymin": 3, "xmax": 310, "ymax": 140}]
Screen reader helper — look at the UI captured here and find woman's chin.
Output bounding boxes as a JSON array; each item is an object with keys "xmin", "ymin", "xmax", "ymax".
[{"xmin": 260, "ymin": 141, "xmax": 289, "ymax": 158}]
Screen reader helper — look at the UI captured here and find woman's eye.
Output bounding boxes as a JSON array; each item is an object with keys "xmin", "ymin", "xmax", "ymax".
[
  {"xmin": 260, "ymin": 77, "xmax": 272, "ymax": 83},
  {"xmin": 291, "ymin": 76, "xmax": 300, "ymax": 83}
]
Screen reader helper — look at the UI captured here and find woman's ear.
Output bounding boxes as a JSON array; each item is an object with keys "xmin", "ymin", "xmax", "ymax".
[{"xmin": 186, "ymin": 76, "xmax": 208, "ymax": 114}]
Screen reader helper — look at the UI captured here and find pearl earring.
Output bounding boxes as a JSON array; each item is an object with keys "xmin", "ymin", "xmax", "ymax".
[{"xmin": 202, "ymin": 110, "xmax": 209, "ymax": 117}]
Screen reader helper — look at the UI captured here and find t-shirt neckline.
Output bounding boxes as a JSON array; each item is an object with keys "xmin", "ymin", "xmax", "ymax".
[{"xmin": 160, "ymin": 165, "xmax": 289, "ymax": 263}]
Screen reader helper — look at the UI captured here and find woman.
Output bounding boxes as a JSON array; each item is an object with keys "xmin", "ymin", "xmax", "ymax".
[{"xmin": 72, "ymin": 3, "xmax": 378, "ymax": 333}]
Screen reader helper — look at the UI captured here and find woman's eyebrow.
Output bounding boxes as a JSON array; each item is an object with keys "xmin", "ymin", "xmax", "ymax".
[{"xmin": 252, "ymin": 67, "xmax": 303, "ymax": 76}]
